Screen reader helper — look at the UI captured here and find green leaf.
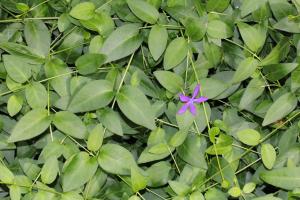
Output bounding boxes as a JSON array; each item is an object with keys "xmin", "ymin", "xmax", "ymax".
[
  {"xmin": 239, "ymin": 77, "xmax": 265, "ymax": 109},
  {"xmin": 148, "ymin": 25, "xmax": 168, "ymax": 60},
  {"xmin": 53, "ymin": 111, "xmax": 87, "ymax": 139},
  {"xmin": 231, "ymin": 57, "xmax": 259, "ymax": 83},
  {"xmin": 62, "ymin": 152, "xmax": 98, "ymax": 192},
  {"xmin": 261, "ymin": 143, "xmax": 276, "ymax": 170},
  {"xmin": 236, "ymin": 129, "xmax": 261, "ymax": 146},
  {"xmin": 100, "ymin": 24, "xmax": 142, "ymax": 63},
  {"xmin": 25, "ymin": 82, "xmax": 48, "ymax": 109},
  {"xmin": 68, "ymin": 80, "xmax": 114, "ymax": 113},
  {"xmin": 98, "ymin": 143, "xmax": 136, "ymax": 175},
  {"xmin": 169, "ymin": 129, "xmax": 188, "ymax": 147},
  {"xmin": 9, "ymin": 185, "xmax": 21, "ymax": 200},
  {"xmin": 24, "ymin": 20, "xmax": 50, "ymax": 56},
  {"xmin": 41, "ymin": 157, "xmax": 59, "ymax": 184},
  {"xmin": 169, "ymin": 180, "xmax": 190, "ymax": 196},
  {"xmin": 7, "ymin": 95, "xmax": 23, "ymax": 117},
  {"xmin": 70, "ymin": 2, "xmax": 95, "ymax": 20},
  {"xmin": 163, "ymin": 37, "xmax": 188, "ymax": 70},
  {"xmin": 207, "ymin": 20, "xmax": 233, "ymax": 39},
  {"xmin": 97, "ymin": 108, "xmax": 123, "ymax": 136},
  {"xmin": 131, "ymin": 166, "xmax": 148, "ymax": 192},
  {"xmin": 182, "ymin": 16, "xmax": 207, "ymax": 41},
  {"xmin": 240, "ymin": 0, "xmax": 268, "ymax": 17},
  {"xmin": 260, "ymin": 167, "xmax": 300, "ymax": 190},
  {"xmin": 262, "ymin": 92, "xmax": 297, "ymax": 126},
  {"xmin": 238, "ymin": 22, "xmax": 267, "ymax": 52},
  {"xmin": 205, "ymin": 188, "xmax": 227, "ymax": 200},
  {"xmin": 126, "ymin": 0, "xmax": 159, "ymax": 24},
  {"xmin": 8, "ymin": 109, "xmax": 51, "ymax": 142},
  {"xmin": 75, "ymin": 53, "xmax": 106, "ymax": 75},
  {"xmin": 190, "ymin": 191, "xmax": 205, "ymax": 200},
  {"xmin": 273, "ymin": 17, "xmax": 300, "ymax": 33},
  {"xmin": 0, "ymin": 163, "xmax": 14, "ymax": 183},
  {"xmin": 87, "ymin": 124, "xmax": 104, "ymax": 152},
  {"xmin": 199, "ymin": 78, "xmax": 228, "ymax": 99},
  {"xmin": 252, "ymin": 195, "xmax": 282, "ymax": 200},
  {"xmin": 242, "ymin": 182, "xmax": 256, "ymax": 194},
  {"xmin": 146, "ymin": 161, "xmax": 171, "ymax": 187},
  {"xmin": 291, "ymin": 66, "xmax": 300, "ymax": 92},
  {"xmin": 206, "ymin": 0, "xmax": 230, "ymax": 12},
  {"xmin": 263, "ymin": 63, "xmax": 298, "ymax": 81},
  {"xmin": 61, "ymin": 192, "xmax": 84, "ymax": 200},
  {"xmin": 3, "ymin": 55, "xmax": 31, "ymax": 83},
  {"xmin": 117, "ymin": 86, "xmax": 156, "ymax": 130},
  {"xmin": 154, "ymin": 70, "xmax": 184, "ymax": 93}
]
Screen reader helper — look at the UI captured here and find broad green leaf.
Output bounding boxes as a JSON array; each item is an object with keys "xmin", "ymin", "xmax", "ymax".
[
  {"xmin": 262, "ymin": 93, "xmax": 297, "ymax": 126},
  {"xmin": 126, "ymin": 0, "xmax": 159, "ymax": 24},
  {"xmin": 87, "ymin": 124, "xmax": 104, "ymax": 152},
  {"xmin": 70, "ymin": 2, "xmax": 95, "ymax": 20},
  {"xmin": 203, "ymin": 39, "xmax": 222, "ymax": 66},
  {"xmin": 205, "ymin": 188, "xmax": 227, "ymax": 200},
  {"xmin": 97, "ymin": 108, "xmax": 123, "ymax": 136},
  {"xmin": 163, "ymin": 37, "xmax": 188, "ymax": 70},
  {"xmin": 9, "ymin": 185, "xmax": 21, "ymax": 200},
  {"xmin": 168, "ymin": 180, "xmax": 190, "ymax": 195},
  {"xmin": 68, "ymin": 80, "xmax": 114, "ymax": 113},
  {"xmin": 131, "ymin": 166, "xmax": 148, "ymax": 192},
  {"xmin": 89, "ymin": 35, "xmax": 104, "ymax": 53},
  {"xmin": 228, "ymin": 187, "xmax": 241, "ymax": 198},
  {"xmin": 169, "ymin": 129, "xmax": 188, "ymax": 147},
  {"xmin": 238, "ymin": 22, "xmax": 267, "ymax": 52},
  {"xmin": 83, "ymin": 169, "xmax": 107, "ymax": 199},
  {"xmin": 58, "ymin": 13, "xmax": 71, "ymax": 32},
  {"xmin": 252, "ymin": 195, "xmax": 281, "ymax": 200},
  {"xmin": 100, "ymin": 24, "xmax": 142, "ymax": 63},
  {"xmin": 53, "ymin": 111, "xmax": 87, "ymax": 139},
  {"xmin": 207, "ymin": 20, "xmax": 233, "ymax": 39},
  {"xmin": 261, "ymin": 143, "xmax": 276, "ymax": 169},
  {"xmin": 239, "ymin": 77, "xmax": 265, "ymax": 109},
  {"xmin": 7, "ymin": 95, "xmax": 23, "ymax": 117},
  {"xmin": 8, "ymin": 109, "xmax": 51, "ymax": 142},
  {"xmin": 146, "ymin": 161, "xmax": 171, "ymax": 187},
  {"xmin": 0, "ymin": 163, "xmax": 14, "ymax": 183},
  {"xmin": 98, "ymin": 143, "xmax": 136, "ymax": 175},
  {"xmin": 62, "ymin": 152, "xmax": 98, "ymax": 192},
  {"xmin": 199, "ymin": 78, "xmax": 228, "ymax": 99},
  {"xmin": 260, "ymin": 37, "xmax": 290, "ymax": 66},
  {"xmin": 24, "ymin": 20, "xmax": 50, "ymax": 56},
  {"xmin": 291, "ymin": 66, "xmax": 300, "ymax": 92},
  {"xmin": 231, "ymin": 57, "xmax": 259, "ymax": 83},
  {"xmin": 154, "ymin": 70, "xmax": 184, "ymax": 93},
  {"xmin": 206, "ymin": 0, "xmax": 230, "ymax": 12},
  {"xmin": 263, "ymin": 63, "xmax": 298, "ymax": 81},
  {"xmin": 242, "ymin": 182, "xmax": 256, "ymax": 193},
  {"xmin": 182, "ymin": 16, "xmax": 207, "ymax": 41},
  {"xmin": 3, "ymin": 55, "xmax": 31, "ymax": 83},
  {"xmin": 240, "ymin": 0, "xmax": 268, "ymax": 17},
  {"xmin": 117, "ymin": 86, "xmax": 156, "ymax": 130},
  {"xmin": 190, "ymin": 191, "xmax": 205, "ymax": 200},
  {"xmin": 75, "ymin": 53, "xmax": 106, "ymax": 75},
  {"xmin": 25, "ymin": 82, "xmax": 47, "ymax": 109},
  {"xmin": 148, "ymin": 25, "xmax": 168, "ymax": 60},
  {"xmin": 129, "ymin": 195, "xmax": 141, "ymax": 200},
  {"xmin": 61, "ymin": 192, "xmax": 84, "ymax": 200},
  {"xmin": 41, "ymin": 157, "xmax": 59, "ymax": 184},
  {"xmin": 274, "ymin": 17, "xmax": 300, "ymax": 33},
  {"xmin": 261, "ymin": 167, "xmax": 300, "ymax": 190},
  {"xmin": 236, "ymin": 129, "xmax": 261, "ymax": 146}
]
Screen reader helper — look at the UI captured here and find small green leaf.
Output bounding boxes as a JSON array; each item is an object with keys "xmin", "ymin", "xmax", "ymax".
[
  {"xmin": 62, "ymin": 152, "xmax": 98, "ymax": 192},
  {"xmin": 263, "ymin": 93, "xmax": 297, "ymax": 126},
  {"xmin": 206, "ymin": 0, "xmax": 230, "ymax": 12},
  {"xmin": 53, "ymin": 111, "xmax": 87, "ymax": 139},
  {"xmin": 7, "ymin": 95, "xmax": 23, "ymax": 117},
  {"xmin": 25, "ymin": 82, "xmax": 48, "ymax": 109},
  {"xmin": 9, "ymin": 185, "xmax": 21, "ymax": 200},
  {"xmin": 240, "ymin": 0, "xmax": 268, "ymax": 17},
  {"xmin": 274, "ymin": 17, "xmax": 300, "ymax": 33},
  {"xmin": 169, "ymin": 181, "xmax": 190, "ymax": 196},
  {"xmin": 126, "ymin": 0, "xmax": 159, "ymax": 24},
  {"xmin": 131, "ymin": 166, "xmax": 148, "ymax": 192},
  {"xmin": 199, "ymin": 78, "xmax": 228, "ymax": 99},
  {"xmin": 242, "ymin": 182, "xmax": 256, "ymax": 194},
  {"xmin": 154, "ymin": 71, "xmax": 184, "ymax": 93},
  {"xmin": 207, "ymin": 20, "xmax": 233, "ymax": 39},
  {"xmin": 261, "ymin": 167, "xmax": 300, "ymax": 190},
  {"xmin": 8, "ymin": 109, "xmax": 51, "ymax": 142},
  {"xmin": 228, "ymin": 187, "xmax": 241, "ymax": 198},
  {"xmin": 68, "ymin": 80, "xmax": 114, "ymax": 113},
  {"xmin": 100, "ymin": 24, "xmax": 142, "ymax": 63},
  {"xmin": 182, "ymin": 16, "xmax": 207, "ymax": 41},
  {"xmin": 98, "ymin": 144, "xmax": 136, "ymax": 175},
  {"xmin": 75, "ymin": 53, "xmax": 106, "ymax": 75},
  {"xmin": 3, "ymin": 55, "xmax": 31, "ymax": 83},
  {"xmin": 41, "ymin": 157, "xmax": 59, "ymax": 184},
  {"xmin": 163, "ymin": 37, "xmax": 188, "ymax": 70},
  {"xmin": 148, "ymin": 25, "xmax": 168, "ymax": 60},
  {"xmin": 261, "ymin": 143, "xmax": 276, "ymax": 169},
  {"xmin": 117, "ymin": 86, "xmax": 156, "ymax": 130},
  {"xmin": 237, "ymin": 129, "xmax": 261, "ymax": 146},
  {"xmin": 87, "ymin": 124, "xmax": 104, "ymax": 152},
  {"xmin": 0, "ymin": 163, "xmax": 14, "ymax": 183},
  {"xmin": 231, "ymin": 57, "xmax": 259, "ymax": 83},
  {"xmin": 70, "ymin": 2, "xmax": 95, "ymax": 20},
  {"xmin": 97, "ymin": 108, "xmax": 123, "ymax": 136},
  {"xmin": 263, "ymin": 63, "xmax": 298, "ymax": 81}
]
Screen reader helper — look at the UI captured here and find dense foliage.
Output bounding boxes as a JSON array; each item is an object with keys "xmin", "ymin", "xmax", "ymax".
[{"xmin": 0, "ymin": 0, "xmax": 300, "ymax": 199}]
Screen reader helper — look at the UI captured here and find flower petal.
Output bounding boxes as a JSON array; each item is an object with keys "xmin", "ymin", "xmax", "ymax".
[
  {"xmin": 179, "ymin": 94, "xmax": 190, "ymax": 102},
  {"xmin": 192, "ymin": 84, "xmax": 200, "ymax": 99},
  {"xmin": 189, "ymin": 103, "xmax": 197, "ymax": 115},
  {"xmin": 193, "ymin": 96, "xmax": 208, "ymax": 103},
  {"xmin": 177, "ymin": 103, "xmax": 189, "ymax": 114}
]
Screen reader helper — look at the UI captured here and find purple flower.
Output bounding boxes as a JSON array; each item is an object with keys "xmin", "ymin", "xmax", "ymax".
[{"xmin": 178, "ymin": 84, "xmax": 208, "ymax": 115}]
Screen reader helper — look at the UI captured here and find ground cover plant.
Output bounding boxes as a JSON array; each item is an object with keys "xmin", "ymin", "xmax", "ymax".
[{"xmin": 0, "ymin": 0, "xmax": 300, "ymax": 199}]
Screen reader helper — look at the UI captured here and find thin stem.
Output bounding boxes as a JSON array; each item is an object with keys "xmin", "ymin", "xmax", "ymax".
[{"xmin": 167, "ymin": 145, "xmax": 180, "ymax": 174}]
